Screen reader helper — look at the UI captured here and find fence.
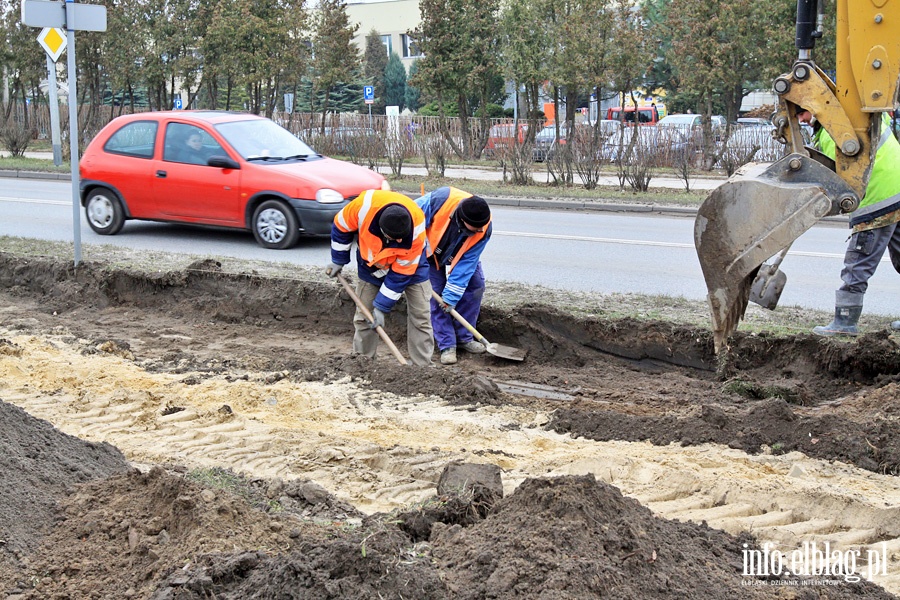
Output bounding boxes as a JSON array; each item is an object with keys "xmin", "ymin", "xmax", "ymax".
[{"xmin": 3, "ymin": 104, "xmax": 796, "ymax": 189}]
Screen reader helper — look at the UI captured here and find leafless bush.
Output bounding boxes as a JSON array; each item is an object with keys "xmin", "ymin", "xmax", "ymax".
[
  {"xmin": 1, "ymin": 118, "xmax": 33, "ymax": 157},
  {"xmin": 419, "ymin": 132, "xmax": 451, "ymax": 177},
  {"xmin": 384, "ymin": 126, "xmax": 417, "ymax": 177},
  {"xmin": 569, "ymin": 125, "xmax": 608, "ymax": 190},
  {"xmin": 493, "ymin": 138, "xmax": 535, "ymax": 185},
  {"xmin": 614, "ymin": 127, "xmax": 655, "ymax": 192}
]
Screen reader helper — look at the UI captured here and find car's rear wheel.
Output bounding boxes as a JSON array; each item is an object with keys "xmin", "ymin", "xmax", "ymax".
[
  {"xmin": 252, "ymin": 199, "xmax": 300, "ymax": 249},
  {"xmin": 85, "ymin": 188, "xmax": 125, "ymax": 235}
]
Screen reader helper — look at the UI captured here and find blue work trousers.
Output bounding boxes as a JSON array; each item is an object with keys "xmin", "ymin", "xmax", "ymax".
[
  {"xmin": 429, "ymin": 262, "xmax": 485, "ymax": 351},
  {"xmin": 837, "ymin": 221, "xmax": 900, "ymax": 305}
]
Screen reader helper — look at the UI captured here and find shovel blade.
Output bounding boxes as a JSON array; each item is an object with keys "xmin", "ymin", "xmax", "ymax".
[
  {"xmin": 749, "ymin": 264, "xmax": 788, "ymax": 310},
  {"xmin": 486, "ymin": 342, "xmax": 527, "ymax": 362}
]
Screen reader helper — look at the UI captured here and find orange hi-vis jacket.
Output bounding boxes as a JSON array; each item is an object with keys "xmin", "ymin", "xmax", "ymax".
[
  {"xmin": 423, "ymin": 187, "xmax": 490, "ymax": 274},
  {"xmin": 331, "ymin": 190, "xmax": 428, "ymax": 312},
  {"xmin": 416, "ymin": 186, "xmax": 492, "ymax": 307}
]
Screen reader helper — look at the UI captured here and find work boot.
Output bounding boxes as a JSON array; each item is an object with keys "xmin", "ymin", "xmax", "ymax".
[
  {"xmin": 458, "ymin": 340, "xmax": 486, "ymax": 354},
  {"xmin": 812, "ymin": 306, "xmax": 863, "ymax": 336},
  {"xmin": 440, "ymin": 347, "xmax": 457, "ymax": 365}
]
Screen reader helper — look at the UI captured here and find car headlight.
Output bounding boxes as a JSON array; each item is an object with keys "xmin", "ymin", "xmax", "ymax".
[
  {"xmin": 316, "ymin": 189, "xmax": 344, "ymax": 204},
  {"xmin": 380, "ymin": 179, "xmax": 391, "ymax": 191}
]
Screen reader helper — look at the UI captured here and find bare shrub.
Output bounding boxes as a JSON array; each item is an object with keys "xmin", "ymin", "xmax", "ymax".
[
  {"xmin": 383, "ymin": 119, "xmax": 418, "ymax": 177},
  {"xmin": 616, "ymin": 127, "xmax": 655, "ymax": 192},
  {"xmin": 419, "ymin": 132, "xmax": 451, "ymax": 178},
  {"xmin": 493, "ymin": 134, "xmax": 535, "ymax": 185},
  {"xmin": 1, "ymin": 118, "xmax": 33, "ymax": 157},
  {"xmin": 569, "ymin": 124, "xmax": 609, "ymax": 190}
]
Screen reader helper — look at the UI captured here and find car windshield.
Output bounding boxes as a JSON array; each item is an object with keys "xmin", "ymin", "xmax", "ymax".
[
  {"xmin": 215, "ymin": 118, "xmax": 317, "ymax": 160},
  {"xmin": 659, "ymin": 115, "xmax": 697, "ymax": 127},
  {"xmin": 536, "ymin": 125, "xmax": 564, "ymax": 140}
]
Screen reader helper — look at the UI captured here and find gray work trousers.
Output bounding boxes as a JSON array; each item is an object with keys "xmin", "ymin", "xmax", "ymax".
[
  {"xmin": 836, "ymin": 221, "xmax": 900, "ymax": 306},
  {"xmin": 352, "ymin": 279, "xmax": 434, "ymax": 366}
]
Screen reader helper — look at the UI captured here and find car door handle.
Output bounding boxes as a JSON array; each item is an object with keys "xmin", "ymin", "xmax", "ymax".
[{"xmin": 156, "ymin": 170, "xmax": 167, "ymax": 178}]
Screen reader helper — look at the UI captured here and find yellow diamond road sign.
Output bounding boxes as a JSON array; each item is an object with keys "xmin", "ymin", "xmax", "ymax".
[{"xmin": 38, "ymin": 27, "xmax": 66, "ymax": 63}]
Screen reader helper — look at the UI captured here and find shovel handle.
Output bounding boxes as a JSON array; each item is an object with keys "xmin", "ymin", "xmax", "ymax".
[
  {"xmin": 430, "ymin": 290, "xmax": 490, "ymax": 345},
  {"xmin": 769, "ymin": 243, "xmax": 792, "ymax": 269},
  {"xmin": 336, "ymin": 274, "xmax": 408, "ymax": 366}
]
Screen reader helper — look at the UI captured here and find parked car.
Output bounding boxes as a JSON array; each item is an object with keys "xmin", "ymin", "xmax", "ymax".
[
  {"xmin": 79, "ymin": 111, "xmax": 389, "ymax": 249},
  {"xmin": 736, "ymin": 117, "xmax": 771, "ymax": 128},
  {"xmin": 532, "ymin": 124, "xmax": 568, "ymax": 162},
  {"xmin": 600, "ymin": 125, "xmax": 693, "ymax": 166},
  {"xmin": 606, "ymin": 106, "xmax": 661, "ymax": 126},
  {"xmin": 485, "ymin": 123, "xmax": 529, "ymax": 157},
  {"xmin": 657, "ymin": 114, "xmax": 703, "ymax": 131}
]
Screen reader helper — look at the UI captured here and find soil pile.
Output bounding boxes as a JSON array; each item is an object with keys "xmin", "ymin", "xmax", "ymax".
[{"xmin": 2, "ymin": 253, "xmax": 900, "ymax": 598}]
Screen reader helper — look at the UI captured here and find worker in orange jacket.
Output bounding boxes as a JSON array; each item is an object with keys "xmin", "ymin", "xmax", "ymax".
[
  {"xmin": 324, "ymin": 190, "xmax": 434, "ymax": 366},
  {"xmin": 416, "ymin": 187, "xmax": 492, "ymax": 365}
]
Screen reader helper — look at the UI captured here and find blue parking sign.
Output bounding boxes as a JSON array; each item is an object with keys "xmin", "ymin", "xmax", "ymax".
[
  {"xmin": 174, "ymin": 97, "xmax": 183, "ymax": 110},
  {"xmin": 364, "ymin": 85, "xmax": 374, "ymax": 104}
]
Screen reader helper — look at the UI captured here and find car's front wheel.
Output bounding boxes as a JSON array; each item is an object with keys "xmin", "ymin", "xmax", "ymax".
[
  {"xmin": 85, "ymin": 188, "xmax": 125, "ymax": 235},
  {"xmin": 252, "ymin": 199, "xmax": 300, "ymax": 249}
]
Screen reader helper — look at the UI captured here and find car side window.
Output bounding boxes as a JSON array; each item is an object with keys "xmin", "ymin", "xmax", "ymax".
[
  {"xmin": 164, "ymin": 123, "xmax": 225, "ymax": 165},
  {"xmin": 103, "ymin": 121, "xmax": 158, "ymax": 158}
]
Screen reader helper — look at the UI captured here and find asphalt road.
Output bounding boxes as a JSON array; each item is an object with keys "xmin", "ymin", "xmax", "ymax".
[{"xmin": 0, "ymin": 176, "xmax": 898, "ymax": 317}]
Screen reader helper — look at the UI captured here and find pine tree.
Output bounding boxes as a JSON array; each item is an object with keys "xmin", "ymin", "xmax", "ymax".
[
  {"xmin": 363, "ymin": 29, "xmax": 389, "ymax": 114},
  {"xmin": 383, "ymin": 53, "xmax": 407, "ymax": 112},
  {"xmin": 405, "ymin": 60, "xmax": 422, "ymax": 112}
]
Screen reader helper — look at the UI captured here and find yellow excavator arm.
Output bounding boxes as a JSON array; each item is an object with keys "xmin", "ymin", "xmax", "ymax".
[{"xmin": 695, "ymin": 0, "xmax": 900, "ymax": 352}]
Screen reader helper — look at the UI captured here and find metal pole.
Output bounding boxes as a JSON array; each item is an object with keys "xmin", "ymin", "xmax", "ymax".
[
  {"xmin": 46, "ymin": 55, "xmax": 62, "ymax": 166},
  {"xmin": 66, "ymin": 0, "xmax": 81, "ymax": 265}
]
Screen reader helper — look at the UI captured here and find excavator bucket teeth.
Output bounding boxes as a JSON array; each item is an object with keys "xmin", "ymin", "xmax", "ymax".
[{"xmin": 694, "ymin": 153, "xmax": 855, "ymax": 353}]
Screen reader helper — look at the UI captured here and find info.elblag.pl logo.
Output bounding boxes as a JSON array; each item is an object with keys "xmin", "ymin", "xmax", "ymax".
[{"xmin": 742, "ymin": 542, "xmax": 889, "ymax": 585}]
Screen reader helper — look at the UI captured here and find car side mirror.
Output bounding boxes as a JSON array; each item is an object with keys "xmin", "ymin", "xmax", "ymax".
[{"xmin": 207, "ymin": 155, "xmax": 240, "ymax": 170}]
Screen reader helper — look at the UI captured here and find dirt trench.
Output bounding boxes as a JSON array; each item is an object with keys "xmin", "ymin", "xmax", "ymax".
[{"xmin": 1, "ymin": 253, "xmax": 900, "ymax": 599}]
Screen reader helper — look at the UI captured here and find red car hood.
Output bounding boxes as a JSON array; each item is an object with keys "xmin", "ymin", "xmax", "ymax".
[{"xmin": 266, "ymin": 156, "xmax": 385, "ymax": 197}]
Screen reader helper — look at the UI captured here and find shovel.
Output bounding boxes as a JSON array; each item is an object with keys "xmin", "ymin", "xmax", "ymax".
[
  {"xmin": 431, "ymin": 290, "xmax": 526, "ymax": 361},
  {"xmin": 749, "ymin": 245, "xmax": 791, "ymax": 310},
  {"xmin": 336, "ymin": 273, "xmax": 408, "ymax": 366}
]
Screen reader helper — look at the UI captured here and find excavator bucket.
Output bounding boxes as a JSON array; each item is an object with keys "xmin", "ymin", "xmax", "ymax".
[{"xmin": 695, "ymin": 153, "xmax": 856, "ymax": 352}]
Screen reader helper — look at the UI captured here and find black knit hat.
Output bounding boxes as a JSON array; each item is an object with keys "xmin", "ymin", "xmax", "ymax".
[
  {"xmin": 379, "ymin": 204, "xmax": 412, "ymax": 239},
  {"xmin": 458, "ymin": 196, "xmax": 491, "ymax": 228}
]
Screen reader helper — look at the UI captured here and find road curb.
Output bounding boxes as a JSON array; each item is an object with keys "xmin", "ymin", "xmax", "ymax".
[{"xmin": 0, "ymin": 169, "xmax": 70, "ymax": 180}]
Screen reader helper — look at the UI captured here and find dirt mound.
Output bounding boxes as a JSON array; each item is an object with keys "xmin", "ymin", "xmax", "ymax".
[
  {"xmin": 0, "ymin": 399, "xmax": 129, "ymax": 561},
  {"xmin": 3, "ymin": 254, "xmax": 900, "ymax": 598}
]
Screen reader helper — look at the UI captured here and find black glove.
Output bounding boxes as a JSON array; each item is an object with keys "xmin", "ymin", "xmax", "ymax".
[
  {"xmin": 324, "ymin": 262, "xmax": 344, "ymax": 278},
  {"xmin": 370, "ymin": 308, "xmax": 386, "ymax": 330}
]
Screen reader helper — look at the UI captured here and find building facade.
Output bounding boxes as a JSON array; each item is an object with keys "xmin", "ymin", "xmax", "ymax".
[{"xmin": 345, "ymin": 0, "xmax": 422, "ymax": 72}]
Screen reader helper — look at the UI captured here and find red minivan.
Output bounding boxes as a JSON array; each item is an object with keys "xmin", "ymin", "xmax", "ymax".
[
  {"xmin": 79, "ymin": 111, "xmax": 389, "ymax": 249},
  {"xmin": 606, "ymin": 106, "xmax": 661, "ymax": 126}
]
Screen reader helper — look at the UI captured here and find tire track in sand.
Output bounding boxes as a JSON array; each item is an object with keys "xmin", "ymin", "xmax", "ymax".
[{"xmin": 2, "ymin": 329, "xmax": 900, "ymax": 592}]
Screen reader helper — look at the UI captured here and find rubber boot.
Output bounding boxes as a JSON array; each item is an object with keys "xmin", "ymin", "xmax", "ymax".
[{"xmin": 812, "ymin": 291, "xmax": 863, "ymax": 337}]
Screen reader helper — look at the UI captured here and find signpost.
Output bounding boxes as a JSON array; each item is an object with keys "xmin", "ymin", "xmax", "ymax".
[
  {"xmin": 22, "ymin": 0, "xmax": 107, "ymax": 266},
  {"xmin": 37, "ymin": 27, "xmax": 65, "ymax": 166},
  {"xmin": 364, "ymin": 85, "xmax": 374, "ymax": 127}
]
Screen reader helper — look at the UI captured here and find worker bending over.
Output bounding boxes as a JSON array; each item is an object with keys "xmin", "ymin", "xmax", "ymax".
[
  {"xmin": 325, "ymin": 190, "xmax": 434, "ymax": 366},
  {"xmin": 416, "ymin": 186, "xmax": 492, "ymax": 365}
]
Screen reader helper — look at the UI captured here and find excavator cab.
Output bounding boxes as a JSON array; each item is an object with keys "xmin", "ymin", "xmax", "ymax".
[{"xmin": 695, "ymin": 0, "xmax": 900, "ymax": 352}]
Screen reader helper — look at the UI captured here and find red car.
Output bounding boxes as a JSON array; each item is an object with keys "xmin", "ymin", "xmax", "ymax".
[{"xmin": 79, "ymin": 111, "xmax": 389, "ymax": 249}]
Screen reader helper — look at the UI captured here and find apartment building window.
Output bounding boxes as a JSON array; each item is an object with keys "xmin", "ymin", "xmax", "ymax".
[
  {"xmin": 401, "ymin": 34, "xmax": 422, "ymax": 58},
  {"xmin": 381, "ymin": 34, "xmax": 392, "ymax": 56}
]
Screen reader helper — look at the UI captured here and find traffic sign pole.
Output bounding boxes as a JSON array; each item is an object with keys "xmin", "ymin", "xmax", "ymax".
[
  {"xmin": 46, "ymin": 54, "xmax": 62, "ymax": 166},
  {"xmin": 23, "ymin": 0, "xmax": 107, "ymax": 266},
  {"xmin": 66, "ymin": 0, "xmax": 81, "ymax": 265}
]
